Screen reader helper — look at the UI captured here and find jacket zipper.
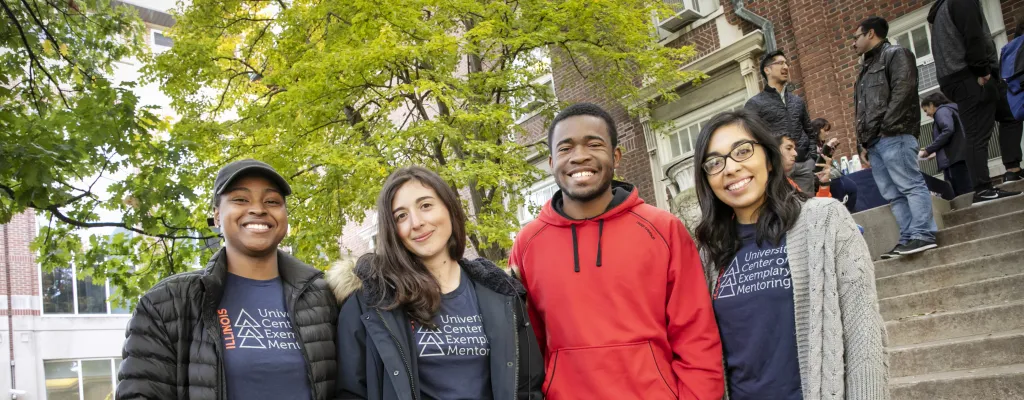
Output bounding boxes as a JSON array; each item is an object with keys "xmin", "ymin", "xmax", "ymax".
[
  {"xmin": 510, "ymin": 299, "xmax": 520, "ymax": 400},
  {"xmin": 375, "ymin": 309, "xmax": 418, "ymax": 400},
  {"xmin": 288, "ymin": 276, "xmax": 320, "ymax": 400},
  {"xmin": 202, "ymin": 293, "xmax": 227, "ymax": 400}
]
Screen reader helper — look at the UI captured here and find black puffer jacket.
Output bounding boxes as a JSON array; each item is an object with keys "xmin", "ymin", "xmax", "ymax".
[
  {"xmin": 855, "ymin": 41, "xmax": 922, "ymax": 148},
  {"xmin": 330, "ymin": 256, "xmax": 544, "ymax": 400},
  {"xmin": 116, "ymin": 248, "xmax": 338, "ymax": 400},
  {"xmin": 744, "ymin": 85, "xmax": 818, "ymax": 162}
]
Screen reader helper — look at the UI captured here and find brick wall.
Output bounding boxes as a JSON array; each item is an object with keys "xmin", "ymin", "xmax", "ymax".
[
  {"xmin": 665, "ymin": 20, "xmax": 721, "ymax": 58},
  {"xmin": 0, "ymin": 211, "xmax": 40, "ymax": 316},
  {"xmin": 549, "ymin": 50, "xmax": 657, "ymax": 203},
  {"xmin": 517, "ymin": 110, "xmax": 551, "ymax": 147},
  {"xmin": 716, "ymin": 0, "xmax": 1021, "ymax": 158},
  {"xmin": 1005, "ymin": 0, "xmax": 1023, "ymax": 40}
]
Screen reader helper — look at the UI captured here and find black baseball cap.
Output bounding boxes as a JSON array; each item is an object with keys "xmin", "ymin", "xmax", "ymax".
[{"xmin": 212, "ymin": 159, "xmax": 292, "ymax": 207}]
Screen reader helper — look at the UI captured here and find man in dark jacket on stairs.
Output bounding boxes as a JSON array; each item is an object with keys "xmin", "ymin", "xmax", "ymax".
[
  {"xmin": 928, "ymin": 0, "xmax": 1022, "ymax": 201},
  {"xmin": 116, "ymin": 159, "xmax": 338, "ymax": 400},
  {"xmin": 745, "ymin": 49, "xmax": 819, "ymax": 194}
]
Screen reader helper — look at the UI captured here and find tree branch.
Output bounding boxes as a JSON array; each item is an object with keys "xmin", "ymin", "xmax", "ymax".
[{"xmin": 0, "ymin": 0, "xmax": 71, "ymax": 108}]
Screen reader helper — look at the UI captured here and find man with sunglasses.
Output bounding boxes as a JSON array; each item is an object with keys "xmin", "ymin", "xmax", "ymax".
[
  {"xmin": 744, "ymin": 49, "xmax": 819, "ymax": 194},
  {"xmin": 853, "ymin": 16, "xmax": 938, "ymax": 259}
]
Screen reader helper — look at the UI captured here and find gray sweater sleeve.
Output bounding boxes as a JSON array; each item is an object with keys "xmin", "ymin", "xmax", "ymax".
[{"xmin": 829, "ymin": 202, "xmax": 890, "ymax": 399}]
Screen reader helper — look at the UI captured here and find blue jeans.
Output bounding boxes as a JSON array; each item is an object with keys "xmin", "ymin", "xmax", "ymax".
[{"xmin": 868, "ymin": 135, "xmax": 938, "ymax": 243}]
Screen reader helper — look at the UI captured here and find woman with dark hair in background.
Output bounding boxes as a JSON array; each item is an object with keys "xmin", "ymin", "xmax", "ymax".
[
  {"xmin": 919, "ymin": 92, "xmax": 972, "ymax": 196},
  {"xmin": 692, "ymin": 110, "xmax": 888, "ymax": 400},
  {"xmin": 329, "ymin": 166, "xmax": 543, "ymax": 400}
]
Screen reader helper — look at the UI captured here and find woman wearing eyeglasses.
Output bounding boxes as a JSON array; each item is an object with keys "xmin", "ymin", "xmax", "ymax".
[{"xmin": 692, "ymin": 110, "xmax": 888, "ymax": 400}]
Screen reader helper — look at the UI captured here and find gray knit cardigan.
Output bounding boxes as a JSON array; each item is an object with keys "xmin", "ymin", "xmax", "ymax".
[{"xmin": 704, "ymin": 197, "xmax": 890, "ymax": 400}]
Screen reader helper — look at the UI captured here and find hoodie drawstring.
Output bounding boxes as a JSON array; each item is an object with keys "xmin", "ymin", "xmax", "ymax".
[
  {"xmin": 571, "ymin": 221, "xmax": 605, "ymax": 272},
  {"xmin": 571, "ymin": 225, "xmax": 580, "ymax": 273}
]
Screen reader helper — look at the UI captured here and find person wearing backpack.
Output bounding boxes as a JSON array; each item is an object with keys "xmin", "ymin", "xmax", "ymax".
[
  {"xmin": 919, "ymin": 93, "xmax": 972, "ymax": 196},
  {"xmin": 999, "ymin": 21, "xmax": 1024, "ymax": 181}
]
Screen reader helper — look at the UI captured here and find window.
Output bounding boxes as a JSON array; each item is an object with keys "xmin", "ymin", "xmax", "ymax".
[
  {"xmin": 41, "ymin": 266, "xmax": 131, "ymax": 315},
  {"xmin": 152, "ymin": 30, "xmax": 173, "ymax": 53},
  {"xmin": 44, "ymin": 358, "xmax": 121, "ymax": 400},
  {"xmin": 660, "ymin": 92, "xmax": 746, "ymax": 165},
  {"xmin": 367, "ymin": 233, "xmax": 377, "ymax": 252},
  {"xmin": 892, "ymin": 23, "xmax": 938, "ymax": 92},
  {"xmin": 518, "ymin": 180, "xmax": 558, "ymax": 225},
  {"xmin": 888, "ymin": 0, "xmax": 1005, "ymax": 95}
]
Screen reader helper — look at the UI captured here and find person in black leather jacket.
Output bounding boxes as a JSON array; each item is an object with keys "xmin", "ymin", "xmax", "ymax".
[{"xmin": 853, "ymin": 16, "xmax": 938, "ymax": 259}]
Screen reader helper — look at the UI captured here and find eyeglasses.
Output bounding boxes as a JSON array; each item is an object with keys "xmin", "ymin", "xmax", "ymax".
[
  {"xmin": 852, "ymin": 31, "xmax": 868, "ymax": 41},
  {"xmin": 702, "ymin": 141, "xmax": 760, "ymax": 175},
  {"xmin": 766, "ymin": 60, "xmax": 789, "ymax": 68}
]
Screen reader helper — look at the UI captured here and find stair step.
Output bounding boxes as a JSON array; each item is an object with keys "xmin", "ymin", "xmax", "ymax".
[
  {"xmin": 888, "ymin": 329, "xmax": 1024, "ymax": 378},
  {"xmin": 886, "ymin": 300, "xmax": 1024, "ymax": 347},
  {"xmin": 936, "ymin": 210, "xmax": 1024, "ymax": 246},
  {"xmin": 876, "ymin": 249, "xmax": 1024, "ymax": 299},
  {"xmin": 874, "ymin": 230, "xmax": 1024, "ymax": 279},
  {"xmin": 998, "ymin": 180, "xmax": 1024, "ymax": 193},
  {"xmin": 879, "ymin": 273, "xmax": 1024, "ymax": 321},
  {"xmin": 943, "ymin": 194, "xmax": 1024, "ymax": 227},
  {"xmin": 890, "ymin": 363, "xmax": 1024, "ymax": 400}
]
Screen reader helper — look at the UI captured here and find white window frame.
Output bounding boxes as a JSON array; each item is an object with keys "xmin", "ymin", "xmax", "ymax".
[
  {"xmin": 43, "ymin": 358, "xmax": 121, "ymax": 400},
  {"xmin": 658, "ymin": 90, "xmax": 747, "ymax": 167},
  {"xmin": 39, "ymin": 264, "xmax": 127, "ymax": 317},
  {"xmin": 518, "ymin": 178, "xmax": 558, "ymax": 226},
  {"xmin": 151, "ymin": 29, "xmax": 173, "ymax": 53}
]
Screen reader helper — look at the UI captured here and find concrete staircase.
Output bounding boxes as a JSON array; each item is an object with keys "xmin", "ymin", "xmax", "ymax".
[{"xmin": 879, "ymin": 181, "xmax": 1024, "ymax": 400}]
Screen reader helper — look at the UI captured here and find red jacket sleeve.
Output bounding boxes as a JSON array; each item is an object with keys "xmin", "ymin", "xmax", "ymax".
[
  {"xmin": 665, "ymin": 218, "xmax": 725, "ymax": 400},
  {"xmin": 509, "ymin": 235, "xmax": 547, "ymax": 358}
]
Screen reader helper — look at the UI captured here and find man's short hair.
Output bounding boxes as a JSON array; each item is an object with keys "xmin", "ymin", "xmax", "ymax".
[
  {"xmin": 779, "ymin": 132, "xmax": 800, "ymax": 146},
  {"xmin": 759, "ymin": 49, "xmax": 787, "ymax": 85},
  {"xmin": 547, "ymin": 103, "xmax": 618, "ymax": 150},
  {"xmin": 860, "ymin": 16, "xmax": 889, "ymax": 39},
  {"xmin": 921, "ymin": 92, "xmax": 952, "ymax": 108}
]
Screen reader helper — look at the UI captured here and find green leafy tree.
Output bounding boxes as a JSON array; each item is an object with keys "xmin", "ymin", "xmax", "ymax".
[
  {"xmin": 3, "ymin": 0, "xmax": 702, "ymax": 307},
  {"xmin": 1, "ymin": 0, "xmax": 222, "ymax": 306},
  {"xmin": 155, "ymin": 0, "xmax": 701, "ymax": 263}
]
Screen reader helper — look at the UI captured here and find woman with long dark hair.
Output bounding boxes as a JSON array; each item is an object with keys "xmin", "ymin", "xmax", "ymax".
[
  {"xmin": 692, "ymin": 110, "xmax": 888, "ymax": 400},
  {"xmin": 329, "ymin": 166, "xmax": 544, "ymax": 400}
]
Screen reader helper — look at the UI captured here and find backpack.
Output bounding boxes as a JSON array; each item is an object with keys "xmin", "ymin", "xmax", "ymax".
[{"xmin": 1001, "ymin": 35, "xmax": 1024, "ymax": 121}]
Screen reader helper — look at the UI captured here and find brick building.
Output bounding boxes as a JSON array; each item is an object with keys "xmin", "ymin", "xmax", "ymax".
[
  {"xmin": 338, "ymin": 0, "xmax": 1020, "ymax": 253},
  {"xmin": 543, "ymin": 0, "xmax": 1018, "ymax": 225}
]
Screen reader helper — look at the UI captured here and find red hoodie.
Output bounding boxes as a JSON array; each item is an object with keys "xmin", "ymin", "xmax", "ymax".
[{"xmin": 509, "ymin": 183, "xmax": 724, "ymax": 400}]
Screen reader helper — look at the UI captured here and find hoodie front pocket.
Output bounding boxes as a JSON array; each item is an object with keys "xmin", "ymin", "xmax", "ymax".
[{"xmin": 545, "ymin": 341, "xmax": 677, "ymax": 400}]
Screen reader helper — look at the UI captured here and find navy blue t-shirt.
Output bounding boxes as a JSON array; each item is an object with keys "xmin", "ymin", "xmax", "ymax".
[
  {"xmin": 415, "ymin": 268, "xmax": 493, "ymax": 400},
  {"xmin": 217, "ymin": 273, "xmax": 312, "ymax": 400},
  {"xmin": 712, "ymin": 224, "xmax": 802, "ymax": 400}
]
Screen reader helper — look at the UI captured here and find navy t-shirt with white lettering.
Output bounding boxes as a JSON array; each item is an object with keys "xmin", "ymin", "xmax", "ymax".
[
  {"xmin": 217, "ymin": 273, "xmax": 312, "ymax": 400},
  {"xmin": 415, "ymin": 267, "xmax": 493, "ymax": 400},
  {"xmin": 712, "ymin": 223, "xmax": 803, "ymax": 400}
]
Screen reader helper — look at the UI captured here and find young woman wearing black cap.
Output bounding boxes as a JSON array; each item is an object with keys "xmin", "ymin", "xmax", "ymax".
[{"xmin": 117, "ymin": 159, "xmax": 338, "ymax": 400}]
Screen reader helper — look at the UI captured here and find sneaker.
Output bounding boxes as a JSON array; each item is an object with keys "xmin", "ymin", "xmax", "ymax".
[
  {"xmin": 973, "ymin": 188, "xmax": 1023, "ymax": 203},
  {"xmin": 880, "ymin": 246, "xmax": 901, "ymax": 260},
  {"xmin": 895, "ymin": 239, "xmax": 938, "ymax": 256},
  {"xmin": 1005, "ymin": 170, "xmax": 1024, "ymax": 182}
]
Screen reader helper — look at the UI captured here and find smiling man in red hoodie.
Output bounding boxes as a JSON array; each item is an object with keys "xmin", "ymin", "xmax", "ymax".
[{"xmin": 509, "ymin": 103, "xmax": 724, "ymax": 399}]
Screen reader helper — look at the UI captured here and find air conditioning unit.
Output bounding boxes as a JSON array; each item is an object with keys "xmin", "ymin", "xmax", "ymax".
[{"xmin": 658, "ymin": 0, "xmax": 705, "ymax": 32}]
